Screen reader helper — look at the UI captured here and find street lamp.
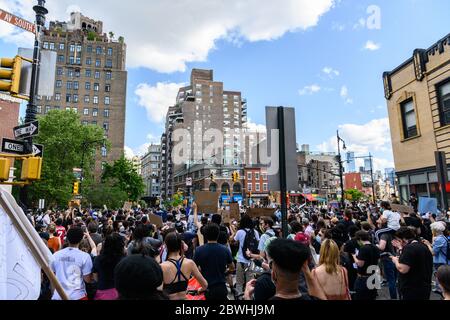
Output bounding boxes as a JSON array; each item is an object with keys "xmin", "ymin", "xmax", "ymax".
[{"xmin": 337, "ymin": 131, "xmax": 347, "ymax": 209}]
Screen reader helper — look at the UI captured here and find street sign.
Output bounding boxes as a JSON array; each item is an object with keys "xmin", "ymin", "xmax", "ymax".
[
  {"xmin": 1, "ymin": 138, "xmax": 43, "ymax": 157},
  {"xmin": 32, "ymin": 144, "xmax": 44, "ymax": 158},
  {"xmin": 14, "ymin": 121, "xmax": 39, "ymax": 139},
  {"xmin": 0, "ymin": 9, "xmax": 36, "ymax": 34},
  {"xmin": 1, "ymin": 138, "xmax": 25, "ymax": 154},
  {"xmin": 186, "ymin": 177, "xmax": 192, "ymax": 187}
]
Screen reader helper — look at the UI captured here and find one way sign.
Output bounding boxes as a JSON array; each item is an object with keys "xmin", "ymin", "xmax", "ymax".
[
  {"xmin": 14, "ymin": 121, "xmax": 39, "ymax": 140},
  {"xmin": 1, "ymin": 138, "xmax": 44, "ymax": 157},
  {"xmin": 32, "ymin": 144, "xmax": 44, "ymax": 157}
]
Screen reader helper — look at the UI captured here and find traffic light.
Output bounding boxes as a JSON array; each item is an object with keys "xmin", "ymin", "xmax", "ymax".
[
  {"xmin": 0, "ymin": 158, "xmax": 10, "ymax": 181},
  {"xmin": 0, "ymin": 56, "xmax": 23, "ymax": 95},
  {"xmin": 73, "ymin": 181, "xmax": 80, "ymax": 195},
  {"xmin": 210, "ymin": 173, "xmax": 215, "ymax": 182},
  {"xmin": 21, "ymin": 157, "xmax": 42, "ymax": 181},
  {"xmin": 232, "ymin": 171, "xmax": 240, "ymax": 183}
]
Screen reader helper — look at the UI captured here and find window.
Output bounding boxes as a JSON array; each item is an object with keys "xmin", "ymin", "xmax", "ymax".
[
  {"xmin": 73, "ymin": 94, "xmax": 79, "ymax": 103},
  {"xmin": 83, "ymin": 108, "xmax": 89, "ymax": 116},
  {"xmin": 255, "ymin": 183, "xmax": 260, "ymax": 192},
  {"xmin": 67, "ymin": 69, "xmax": 74, "ymax": 77},
  {"xmin": 93, "ymin": 83, "xmax": 99, "ymax": 91},
  {"xmin": 45, "ymin": 105, "xmax": 51, "ymax": 114},
  {"xmin": 247, "ymin": 172, "xmax": 252, "ymax": 180},
  {"xmin": 69, "ymin": 56, "xmax": 74, "ymax": 64},
  {"xmin": 75, "ymin": 57, "xmax": 81, "ymax": 65},
  {"xmin": 400, "ymin": 99, "xmax": 418, "ymax": 139},
  {"xmin": 75, "ymin": 70, "xmax": 80, "ymax": 77},
  {"xmin": 49, "ymin": 42, "xmax": 55, "ymax": 50},
  {"xmin": 262, "ymin": 173, "xmax": 267, "ymax": 180},
  {"xmin": 43, "ymin": 42, "xmax": 49, "ymax": 49},
  {"xmin": 76, "ymin": 45, "xmax": 82, "ymax": 52},
  {"xmin": 73, "ymin": 81, "xmax": 79, "ymax": 90},
  {"xmin": 93, "ymin": 96, "xmax": 99, "ymax": 104},
  {"xmin": 95, "ymin": 71, "xmax": 100, "ymax": 79},
  {"xmin": 255, "ymin": 173, "xmax": 260, "ymax": 180},
  {"xmin": 82, "ymin": 120, "xmax": 88, "ymax": 126},
  {"xmin": 103, "ymin": 122, "xmax": 109, "ymax": 131},
  {"xmin": 107, "ymin": 48, "xmax": 113, "ymax": 56},
  {"xmin": 85, "ymin": 69, "xmax": 91, "ymax": 77},
  {"xmin": 96, "ymin": 46, "xmax": 102, "ymax": 55},
  {"xmin": 36, "ymin": 105, "xmax": 42, "ymax": 113},
  {"xmin": 70, "ymin": 44, "xmax": 75, "ymax": 52},
  {"xmin": 437, "ymin": 79, "xmax": 450, "ymax": 127},
  {"xmin": 86, "ymin": 57, "xmax": 92, "ymax": 65},
  {"xmin": 57, "ymin": 67, "xmax": 63, "ymax": 76},
  {"xmin": 87, "ymin": 45, "xmax": 92, "ymax": 53},
  {"xmin": 72, "ymin": 107, "xmax": 78, "ymax": 113},
  {"xmin": 104, "ymin": 109, "xmax": 110, "ymax": 118},
  {"xmin": 65, "ymin": 107, "xmax": 71, "ymax": 112},
  {"xmin": 84, "ymin": 95, "xmax": 90, "ymax": 103},
  {"xmin": 92, "ymin": 108, "xmax": 98, "ymax": 117},
  {"xmin": 66, "ymin": 81, "xmax": 72, "ymax": 90},
  {"xmin": 106, "ymin": 71, "xmax": 112, "ymax": 80},
  {"xmin": 106, "ymin": 59, "xmax": 112, "ymax": 68},
  {"xmin": 55, "ymin": 93, "xmax": 61, "ymax": 101},
  {"xmin": 247, "ymin": 183, "xmax": 252, "ymax": 192},
  {"xmin": 66, "ymin": 94, "xmax": 72, "ymax": 103},
  {"xmin": 263, "ymin": 183, "xmax": 268, "ymax": 192},
  {"xmin": 56, "ymin": 80, "xmax": 62, "ymax": 88},
  {"xmin": 95, "ymin": 59, "xmax": 101, "ymax": 67},
  {"xmin": 92, "ymin": 121, "xmax": 97, "ymax": 125},
  {"xmin": 101, "ymin": 147, "xmax": 107, "ymax": 157},
  {"xmin": 57, "ymin": 55, "xmax": 64, "ymax": 63},
  {"xmin": 59, "ymin": 43, "xmax": 65, "ymax": 50},
  {"xmin": 105, "ymin": 84, "xmax": 111, "ymax": 92},
  {"xmin": 104, "ymin": 97, "xmax": 110, "ymax": 105},
  {"xmin": 85, "ymin": 82, "xmax": 91, "ymax": 90}
]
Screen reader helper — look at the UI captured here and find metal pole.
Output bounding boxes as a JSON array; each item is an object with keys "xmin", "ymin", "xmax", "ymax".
[
  {"xmin": 19, "ymin": 0, "xmax": 48, "ymax": 210},
  {"xmin": 337, "ymin": 131, "xmax": 345, "ymax": 209},
  {"xmin": 278, "ymin": 107, "xmax": 288, "ymax": 239}
]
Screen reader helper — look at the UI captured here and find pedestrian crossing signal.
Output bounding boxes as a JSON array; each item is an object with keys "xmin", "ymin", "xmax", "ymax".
[
  {"xmin": 0, "ymin": 56, "xmax": 23, "ymax": 96},
  {"xmin": 21, "ymin": 157, "xmax": 42, "ymax": 181},
  {"xmin": 0, "ymin": 158, "xmax": 10, "ymax": 181}
]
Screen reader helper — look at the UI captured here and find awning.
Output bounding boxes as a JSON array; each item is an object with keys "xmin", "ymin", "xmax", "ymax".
[{"xmin": 301, "ymin": 194, "xmax": 315, "ymax": 202}]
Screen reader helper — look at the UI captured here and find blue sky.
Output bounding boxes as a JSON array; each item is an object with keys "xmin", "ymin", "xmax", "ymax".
[{"xmin": 1, "ymin": 0, "xmax": 450, "ymax": 171}]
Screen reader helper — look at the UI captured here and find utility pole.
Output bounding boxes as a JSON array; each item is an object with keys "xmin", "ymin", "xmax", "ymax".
[
  {"xmin": 337, "ymin": 131, "xmax": 346, "ymax": 210},
  {"xmin": 19, "ymin": 0, "xmax": 48, "ymax": 209},
  {"xmin": 369, "ymin": 153, "xmax": 376, "ymax": 204}
]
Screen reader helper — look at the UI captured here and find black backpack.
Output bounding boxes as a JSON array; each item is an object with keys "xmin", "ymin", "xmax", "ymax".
[{"xmin": 242, "ymin": 229, "xmax": 259, "ymax": 260}]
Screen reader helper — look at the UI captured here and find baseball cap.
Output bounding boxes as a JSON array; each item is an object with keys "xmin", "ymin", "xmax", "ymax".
[{"xmin": 294, "ymin": 232, "xmax": 310, "ymax": 245}]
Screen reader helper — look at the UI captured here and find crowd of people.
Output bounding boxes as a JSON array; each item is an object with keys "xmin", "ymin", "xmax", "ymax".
[{"xmin": 29, "ymin": 197, "xmax": 450, "ymax": 301}]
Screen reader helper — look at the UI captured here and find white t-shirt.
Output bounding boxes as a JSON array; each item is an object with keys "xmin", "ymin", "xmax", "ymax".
[
  {"xmin": 382, "ymin": 210, "xmax": 401, "ymax": 231},
  {"xmin": 51, "ymin": 247, "xmax": 93, "ymax": 300},
  {"xmin": 234, "ymin": 229, "xmax": 260, "ymax": 264}
]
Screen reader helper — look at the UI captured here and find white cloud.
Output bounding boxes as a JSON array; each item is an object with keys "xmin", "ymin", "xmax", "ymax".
[
  {"xmin": 340, "ymin": 85, "xmax": 353, "ymax": 104},
  {"xmin": 125, "ymin": 133, "xmax": 161, "ymax": 160},
  {"xmin": 322, "ymin": 67, "xmax": 340, "ymax": 78},
  {"xmin": 316, "ymin": 118, "xmax": 392, "ymax": 155},
  {"xmin": 135, "ymin": 82, "xmax": 185, "ymax": 123},
  {"xmin": 0, "ymin": 0, "xmax": 35, "ymax": 46},
  {"xmin": 364, "ymin": 40, "xmax": 381, "ymax": 51},
  {"xmin": 246, "ymin": 118, "xmax": 266, "ymax": 133},
  {"xmin": 0, "ymin": 0, "xmax": 337, "ymax": 73},
  {"xmin": 124, "ymin": 146, "xmax": 135, "ymax": 160},
  {"xmin": 299, "ymin": 84, "xmax": 321, "ymax": 96}
]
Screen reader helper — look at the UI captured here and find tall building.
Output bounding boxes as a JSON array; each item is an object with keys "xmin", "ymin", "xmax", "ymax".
[
  {"xmin": 383, "ymin": 33, "xmax": 450, "ymax": 204},
  {"xmin": 39, "ymin": 12, "xmax": 127, "ymax": 174},
  {"xmin": 364, "ymin": 158, "xmax": 372, "ymax": 172},
  {"xmin": 141, "ymin": 144, "xmax": 161, "ymax": 199},
  {"xmin": 161, "ymin": 69, "xmax": 248, "ymax": 202},
  {"xmin": 346, "ymin": 152, "xmax": 356, "ymax": 173}
]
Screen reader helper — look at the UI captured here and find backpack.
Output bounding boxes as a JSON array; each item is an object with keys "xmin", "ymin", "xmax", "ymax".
[{"xmin": 242, "ymin": 229, "xmax": 258, "ymax": 260}]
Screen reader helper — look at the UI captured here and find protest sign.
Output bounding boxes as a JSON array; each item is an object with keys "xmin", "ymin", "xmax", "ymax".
[
  {"xmin": 219, "ymin": 210, "xmax": 232, "ymax": 224},
  {"xmin": 247, "ymin": 207, "xmax": 276, "ymax": 218},
  {"xmin": 149, "ymin": 214, "xmax": 163, "ymax": 228},
  {"xmin": 391, "ymin": 204, "xmax": 415, "ymax": 214},
  {"xmin": 123, "ymin": 202, "xmax": 132, "ymax": 211},
  {"xmin": 418, "ymin": 197, "xmax": 438, "ymax": 214},
  {"xmin": 194, "ymin": 191, "xmax": 219, "ymax": 214},
  {"xmin": 229, "ymin": 203, "xmax": 240, "ymax": 221}
]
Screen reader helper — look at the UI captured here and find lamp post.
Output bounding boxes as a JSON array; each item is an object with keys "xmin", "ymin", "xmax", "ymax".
[{"xmin": 337, "ymin": 131, "xmax": 347, "ymax": 209}]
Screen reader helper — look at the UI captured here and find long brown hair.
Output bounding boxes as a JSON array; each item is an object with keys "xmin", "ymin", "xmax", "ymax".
[{"xmin": 319, "ymin": 239, "xmax": 340, "ymax": 274}]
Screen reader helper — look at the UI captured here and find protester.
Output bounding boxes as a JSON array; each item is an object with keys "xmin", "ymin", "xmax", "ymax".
[
  {"xmin": 47, "ymin": 224, "xmax": 61, "ymax": 253},
  {"xmin": 437, "ymin": 265, "xmax": 450, "ymax": 300},
  {"xmin": 312, "ymin": 239, "xmax": 351, "ymax": 300},
  {"xmin": 391, "ymin": 227, "xmax": 433, "ymax": 300},
  {"xmin": 50, "ymin": 226, "xmax": 94, "ymax": 300},
  {"xmin": 161, "ymin": 232, "xmax": 208, "ymax": 300},
  {"xmin": 92, "ymin": 233, "xmax": 126, "ymax": 300}
]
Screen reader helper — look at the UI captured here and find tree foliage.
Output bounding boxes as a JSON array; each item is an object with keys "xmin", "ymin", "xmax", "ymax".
[
  {"xmin": 28, "ymin": 110, "xmax": 106, "ymax": 207},
  {"xmin": 83, "ymin": 181, "xmax": 128, "ymax": 209},
  {"xmin": 345, "ymin": 189, "xmax": 365, "ymax": 202},
  {"xmin": 102, "ymin": 157, "xmax": 145, "ymax": 202}
]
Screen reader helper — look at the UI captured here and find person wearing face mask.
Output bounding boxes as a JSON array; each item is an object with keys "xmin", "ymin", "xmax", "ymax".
[{"xmin": 391, "ymin": 227, "xmax": 433, "ymax": 300}]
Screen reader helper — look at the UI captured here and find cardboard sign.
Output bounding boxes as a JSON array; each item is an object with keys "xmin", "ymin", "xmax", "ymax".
[
  {"xmin": 123, "ymin": 202, "xmax": 132, "ymax": 211},
  {"xmin": 219, "ymin": 210, "xmax": 232, "ymax": 224},
  {"xmin": 247, "ymin": 208, "xmax": 276, "ymax": 219},
  {"xmin": 148, "ymin": 214, "xmax": 163, "ymax": 228},
  {"xmin": 390, "ymin": 204, "xmax": 414, "ymax": 214},
  {"xmin": 194, "ymin": 191, "xmax": 219, "ymax": 214},
  {"xmin": 229, "ymin": 203, "xmax": 240, "ymax": 221},
  {"xmin": 418, "ymin": 197, "xmax": 439, "ymax": 214}
]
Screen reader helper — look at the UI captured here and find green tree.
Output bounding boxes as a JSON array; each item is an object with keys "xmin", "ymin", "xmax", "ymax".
[
  {"xmin": 28, "ymin": 110, "xmax": 107, "ymax": 207},
  {"xmin": 345, "ymin": 189, "xmax": 365, "ymax": 202},
  {"xmin": 83, "ymin": 181, "xmax": 128, "ymax": 209},
  {"xmin": 102, "ymin": 157, "xmax": 145, "ymax": 202}
]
